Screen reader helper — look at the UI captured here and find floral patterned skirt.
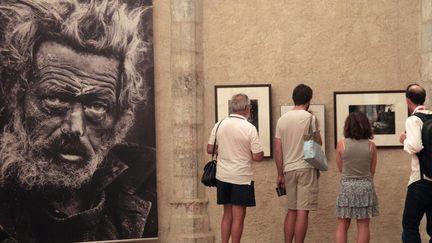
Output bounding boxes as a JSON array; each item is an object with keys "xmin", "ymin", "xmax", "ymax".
[{"xmin": 335, "ymin": 176, "xmax": 379, "ymax": 219}]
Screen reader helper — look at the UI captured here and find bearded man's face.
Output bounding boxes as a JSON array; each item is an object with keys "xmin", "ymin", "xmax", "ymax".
[{"xmin": 0, "ymin": 41, "xmax": 123, "ymax": 190}]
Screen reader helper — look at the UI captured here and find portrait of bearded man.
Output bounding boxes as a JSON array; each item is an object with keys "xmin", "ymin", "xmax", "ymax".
[{"xmin": 0, "ymin": 0, "xmax": 157, "ymax": 242}]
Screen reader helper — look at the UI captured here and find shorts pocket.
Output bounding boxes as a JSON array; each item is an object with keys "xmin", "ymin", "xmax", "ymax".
[{"xmin": 308, "ymin": 188, "xmax": 319, "ymax": 207}]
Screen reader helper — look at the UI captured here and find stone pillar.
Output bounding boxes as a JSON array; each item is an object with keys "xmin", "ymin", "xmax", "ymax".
[
  {"xmin": 168, "ymin": 0, "xmax": 214, "ymax": 242},
  {"xmin": 422, "ymin": 0, "xmax": 432, "ymax": 98}
]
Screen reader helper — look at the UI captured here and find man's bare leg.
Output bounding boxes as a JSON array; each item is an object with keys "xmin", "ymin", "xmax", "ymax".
[
  {"xmin": 221, "ymin": 204, "xmax": 233, "ymax": 243},
  {"xmin": 285, "ymin": 209, "xmax": 297, "ymax": 243},
  {"xmin": 294, "ymin": 210, "xmax": 309, "ymax": 243},
  {"xmin": 231, "ymin": 205, "xmax": 246, "ymax": 243}
]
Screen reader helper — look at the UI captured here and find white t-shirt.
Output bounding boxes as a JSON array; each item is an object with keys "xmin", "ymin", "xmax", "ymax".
[
  {"xmin": 275, "ymin": 110, "xmax": 319, "ymax": 172},
  {"xmin": 403, "ymin": 106, "xmax": 432, "ymax": 185},
  {"xmin": 208, "ymin": 114, "xmax": 263, "ymax": 185}
]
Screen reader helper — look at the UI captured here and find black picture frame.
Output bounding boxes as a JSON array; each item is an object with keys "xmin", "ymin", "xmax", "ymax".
[
  {"xmin": 334, "ymin": 90, "xmax": 408, "ymax": 147},
  {"xmin": 215, "ymin": 84, "xmax": 272, "ymax": 157}
]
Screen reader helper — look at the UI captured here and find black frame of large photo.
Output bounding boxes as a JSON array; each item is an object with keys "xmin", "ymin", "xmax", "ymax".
[{"xmin": 333, "ymin": 90, "xmax": 408, "ymax": 147}]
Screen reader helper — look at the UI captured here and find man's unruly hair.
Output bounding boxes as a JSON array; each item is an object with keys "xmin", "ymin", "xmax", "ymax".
[{"xmin": 0, "ymin": 0, "xmax": 150, "ymax": 112}]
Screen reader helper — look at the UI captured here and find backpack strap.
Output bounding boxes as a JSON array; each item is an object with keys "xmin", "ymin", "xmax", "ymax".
[
  {"xmin": 413, "ymin": 112, "xmax": 431, "ymax": 179},
  {"xmin": 413, "ymin": 112, "xmax": 427, "ymax": 122}
]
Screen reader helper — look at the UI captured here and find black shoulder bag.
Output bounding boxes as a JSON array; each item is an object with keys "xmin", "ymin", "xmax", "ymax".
[{"xmin": 201, "ymin": 120, "xmax": 224, "ymax": 187}]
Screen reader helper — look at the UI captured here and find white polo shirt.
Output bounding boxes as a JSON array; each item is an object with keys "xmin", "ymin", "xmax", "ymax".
[{"xmin": 208, "ymin": 114, "xmax": 263, "ymax": 185}]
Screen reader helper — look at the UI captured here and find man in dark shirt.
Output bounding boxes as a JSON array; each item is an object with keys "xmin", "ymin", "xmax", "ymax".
[{"xmin": 0, "ymin": 0, "xmax": 156, "ymax": 242}]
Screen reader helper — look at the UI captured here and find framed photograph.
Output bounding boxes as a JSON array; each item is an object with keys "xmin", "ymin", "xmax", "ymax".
[
  {"xmin": 215, "ymin": 84, "xmax": 272, "ymax": 157},
  {"xmin": 280, "ymin": 104, "xmax": 326, "ymax": 152},
  {"xmin": 334, "ymin": 91, "xmax": 408, "ymax": 147}
]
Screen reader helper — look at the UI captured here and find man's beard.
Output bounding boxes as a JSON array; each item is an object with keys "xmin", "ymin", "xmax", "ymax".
[{"xmin": 0, "ymin": 111, "xmax": 133, "ymax": 191}]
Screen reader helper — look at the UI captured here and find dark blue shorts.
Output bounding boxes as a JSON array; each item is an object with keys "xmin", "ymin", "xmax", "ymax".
[{"xmin": 216, "ymin": 180, "xmax": 256, "ymax": 207}]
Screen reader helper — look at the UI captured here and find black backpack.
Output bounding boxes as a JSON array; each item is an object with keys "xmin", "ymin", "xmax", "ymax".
[{"xmin": 414, "ymin": 112, "xmax": 432, "ymax": 179}]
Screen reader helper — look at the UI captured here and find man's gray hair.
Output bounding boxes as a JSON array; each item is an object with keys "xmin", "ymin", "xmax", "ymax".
[
  {"xmin": 0, "ymin": 0, "xmax": 150, "ymax": 112},
  {"xmin": 230, "ymin": 93, "xmax": 250, "ymax": 113}
]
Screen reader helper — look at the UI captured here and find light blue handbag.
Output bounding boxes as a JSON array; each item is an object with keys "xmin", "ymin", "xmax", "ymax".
[{"xmin": 303, "ymin": 116, "xmax": 328, "ymax": 171}]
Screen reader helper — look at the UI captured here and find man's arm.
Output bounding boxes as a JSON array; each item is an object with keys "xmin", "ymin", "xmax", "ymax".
[
  {"xmin": 207, "ymin": 144, "xmax": 217, "ymax": 155},
  {"xmin": 207, "ymin": 123, "xmax": 218, "ymax": 155},
  {"xmin": 370, "ymin": 141, "xmax": 377, "ymax": 176},
  {"xmin": 312, "ymin": 115, "xmax": 323, "ymax": 145},
  {"xmin": 314, "ymin": 131, "xmax": 323, "ymax": 146},
  {"xmin": 335, "ymin": 140, "xmax": 344, "ymax": 173},
  {"xmin": 252, "ymin": 151, "xmax": 264, "ymax": 161},
  {"xmin": 274, "ymin": 137, "xmax": 285, "ymax": 186},
  {"xmin": 249, "ymin": 125, "xmax": 264, "ymax": 161},
  {"xmin": 401, "ymin": 116, "xmax": 423, "ymax": 154}
]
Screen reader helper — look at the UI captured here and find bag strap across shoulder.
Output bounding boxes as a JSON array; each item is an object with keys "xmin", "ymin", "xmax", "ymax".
[
  {"xmin": 211, "ymin": 119, "xmax": 225, "ymax": 160},
  {"xmin": 304, "ymin": 115, "xmax": 316, "ymax": 141}
]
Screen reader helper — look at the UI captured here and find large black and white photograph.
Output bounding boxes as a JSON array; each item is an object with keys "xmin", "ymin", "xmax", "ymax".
[
  {"xmin": 349, "ymin": 104, "xmax": 396, "ymax": 135},
  {"xmin": 215, "ymin": 84, "xmax": 272, "ymax": 157},
  {"xmin": 334, "ymin": 91, "xmax": 407, "ymax": 147},
  {"xmin": 0, "ymin": 0, "xmax": 157, "ymax": 242}
]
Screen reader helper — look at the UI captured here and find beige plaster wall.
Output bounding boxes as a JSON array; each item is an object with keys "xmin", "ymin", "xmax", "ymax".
[
  {"xmin": 153, "ymin": 0, "xmax": 172, "ymax": 242},
  {"xmin": 200, "ymin": 1, "xmax": 422, "ymax": 243}
]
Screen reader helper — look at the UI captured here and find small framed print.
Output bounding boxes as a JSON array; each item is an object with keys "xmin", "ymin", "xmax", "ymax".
[{"xmin": 215, "ymin": 84, "xmax": 272, "ymax": 157}]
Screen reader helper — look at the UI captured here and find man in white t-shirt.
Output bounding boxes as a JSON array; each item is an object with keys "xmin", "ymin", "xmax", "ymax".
[
  {"xmin": 207, "ymin": 93, "xmax": 264, "ymax": 243},
  {"xmin": 275, "ymin": 84, "xmax": 322, "ymax": 243}
]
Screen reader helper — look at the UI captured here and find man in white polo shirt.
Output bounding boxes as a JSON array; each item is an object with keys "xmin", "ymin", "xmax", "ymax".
[{"xmin": 207, "ymin": 93, "xmax": 264, "ymax": 243}]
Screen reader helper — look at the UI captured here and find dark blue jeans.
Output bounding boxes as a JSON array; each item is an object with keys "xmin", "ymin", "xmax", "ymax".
[{"xmin": 402, "ymin": 179, "xmax": 432, "ymax": 243}]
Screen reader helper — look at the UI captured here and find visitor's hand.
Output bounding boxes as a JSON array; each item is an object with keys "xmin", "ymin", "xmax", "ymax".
[
  {"xmin": 399, "ymin": 132, "xmax": 406, "ymax": 144},
  {"xmin": 277, "ymin": 175, "xmax": 285, "ymax": 188}
]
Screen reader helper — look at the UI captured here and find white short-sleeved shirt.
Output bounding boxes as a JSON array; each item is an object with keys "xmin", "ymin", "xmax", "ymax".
[
  {"xmin": 208, "ymin": 114, "xmax": 263, "ymax": 185},
  {"xmin": 275, "ymin": 110, "xmax": 319, "ymax": 172}
]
